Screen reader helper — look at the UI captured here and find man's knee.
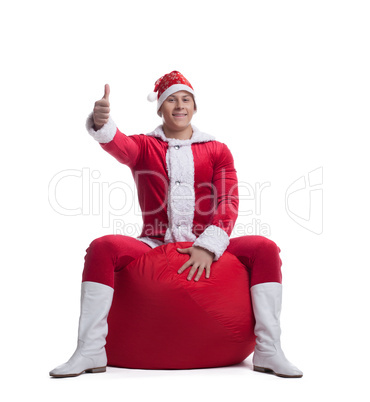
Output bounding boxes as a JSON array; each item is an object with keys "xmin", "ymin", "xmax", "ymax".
[
  {"xmin": 86, "ymin": 235, "xmax": 123, "ymax": 255},
  {"xmin": 255, "ymin": 236, "xmax": 281, "ymax": 256}
]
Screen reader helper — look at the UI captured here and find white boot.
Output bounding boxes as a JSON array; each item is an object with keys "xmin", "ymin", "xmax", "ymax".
[
  {"xmin": 251, "ymin": 282, "xmax": 303, "ymax": 378},
  {"xmin": 49, "ymin": 281, "xmax": 114, "ymax": 378}
]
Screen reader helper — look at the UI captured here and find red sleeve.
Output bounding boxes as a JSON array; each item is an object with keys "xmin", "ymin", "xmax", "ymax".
[
  {"xmin": 211, "ymin": 143, "xmax": 239, "ymax": 235},
  {"xmin": 86, "ymin": 113, "xmax": 141, "ymax": 169},
  {"xmin": 100, "ymin": 128, "xmax": 141, "ymax": 169},
  {"xmin": 193, "ymin": 143, "xmax": 239, "ymax": 260}
]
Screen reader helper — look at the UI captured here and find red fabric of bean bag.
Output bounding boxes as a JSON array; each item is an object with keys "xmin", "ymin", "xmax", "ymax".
[{"xmin": 106, "ymin": 242, "xmax": 256, "ymax": 369}]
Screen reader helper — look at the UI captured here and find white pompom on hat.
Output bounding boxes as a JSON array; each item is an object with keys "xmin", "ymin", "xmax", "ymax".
[
  {"xmin": 147, "ymin": 71, "xmax": 196, "ymax": 116},
  {"xmin": 147, "ymin": 91, "xmax": 158, "ymax": 102}
]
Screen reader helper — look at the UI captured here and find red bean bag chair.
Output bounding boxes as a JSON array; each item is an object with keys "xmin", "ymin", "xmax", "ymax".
[{"xmin": 106, "ymin": 242, "xmax": 256, "ymax": 369}]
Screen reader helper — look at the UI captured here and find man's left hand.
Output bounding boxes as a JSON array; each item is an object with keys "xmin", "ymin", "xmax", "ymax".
[{"xmin": 177, "ymin": 246, "xmax": 215, "ymax": 281}]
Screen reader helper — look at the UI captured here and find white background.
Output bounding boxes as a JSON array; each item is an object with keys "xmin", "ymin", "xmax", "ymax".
[{"xmin": 1, "ymin": 0, "xmax": 369, "ymax": 400}]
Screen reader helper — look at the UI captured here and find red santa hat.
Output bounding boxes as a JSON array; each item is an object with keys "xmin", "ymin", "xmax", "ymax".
[{"xmin": 147, "ymin": 71, "xmax": 196, "ymax": 115}]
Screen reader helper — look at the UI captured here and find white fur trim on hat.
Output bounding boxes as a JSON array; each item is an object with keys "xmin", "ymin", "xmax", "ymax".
[{"xmin": 157, "ymin": 84, "xmax": 195, "ymax": 112}]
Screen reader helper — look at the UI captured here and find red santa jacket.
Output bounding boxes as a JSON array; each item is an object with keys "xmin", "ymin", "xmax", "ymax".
[{"xmin": 86, "ymin": 113, "xmax": 239, "ymax": 260}]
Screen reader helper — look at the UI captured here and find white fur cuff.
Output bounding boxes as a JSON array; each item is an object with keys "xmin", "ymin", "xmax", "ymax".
[
  {"xmin": 193, "ymin": 225, "xmax": 230, "ymax": 261},
  {"xmin": 85, "ymin": 112, "xmax": 117, "ymax": 144}
]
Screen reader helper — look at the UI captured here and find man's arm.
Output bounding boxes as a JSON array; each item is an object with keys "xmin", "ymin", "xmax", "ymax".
[
  {"xmin": 177, "ymin": 143, "xmax": 239, "ymax": 281},
  {"xmin": 86, "ymin": 84, "xmax": 140, "ymax": 168},
  {"xmin": 192, "ymin": 143, "xmax": 239, "ymax": 260}
]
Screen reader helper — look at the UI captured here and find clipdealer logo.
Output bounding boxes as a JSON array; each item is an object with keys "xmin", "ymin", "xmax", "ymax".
[
  {"xmin": 47, "ymin": 168, "xmax": 272, "ymax": 236},
  {"xmin": 285, "ymin": 167, "xmax": 323, "ymax": 234},
  {"xmin": 48, "ymin": 167, "xmax": 323, "ymax": 236}
]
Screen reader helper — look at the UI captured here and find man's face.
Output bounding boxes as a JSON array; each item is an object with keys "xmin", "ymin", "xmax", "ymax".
[{"xmin": 159, "ymin": 91, "xmax": 196, "ymax": 131}]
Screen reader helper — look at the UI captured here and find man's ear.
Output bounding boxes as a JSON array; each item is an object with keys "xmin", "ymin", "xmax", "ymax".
[{"xmin": 193, "ymin": 96, "xmax": 197, "ymax": 113}]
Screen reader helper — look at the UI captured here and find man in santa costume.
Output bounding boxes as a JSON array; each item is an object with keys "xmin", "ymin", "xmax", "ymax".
[{"xmin": 49, "ymin": 71, "xmax": 303, "ymax": 378}]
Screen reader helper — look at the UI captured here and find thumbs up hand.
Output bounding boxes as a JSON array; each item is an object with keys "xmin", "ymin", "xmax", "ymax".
[{"xmin": 93, "ymin": 84, "xmax": 110, "ymax": 131}]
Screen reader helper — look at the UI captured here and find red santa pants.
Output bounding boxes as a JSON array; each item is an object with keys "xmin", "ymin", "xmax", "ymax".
[{"xmin": 82, "ymin": 235, "xmax": 282, "ymax": 289}]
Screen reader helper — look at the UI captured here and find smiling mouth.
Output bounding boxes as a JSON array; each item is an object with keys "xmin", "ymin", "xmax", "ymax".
[{"xmin": 173, "ymin": 113, "xmax": 187, "ymax": 117}]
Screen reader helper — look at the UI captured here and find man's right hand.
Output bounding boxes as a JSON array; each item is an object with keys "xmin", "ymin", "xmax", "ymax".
[{"xmin": 93, "ymin": 84, "xmax": 110, "ymax": 130}]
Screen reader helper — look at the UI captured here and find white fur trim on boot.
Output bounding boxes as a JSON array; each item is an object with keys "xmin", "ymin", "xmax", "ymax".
[
  {"xmin": 49, "ymin": 281, "xmax": 114, "ymax": 378},
  {"xmin": 251, "ymin": 282, "xmax": 303, "ymax": 378}
]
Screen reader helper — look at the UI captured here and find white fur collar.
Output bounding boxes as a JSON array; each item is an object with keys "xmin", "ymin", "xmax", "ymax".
[{"xmin": 146, "ymin": 125, "xmax": 215, "ymax": 145}]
